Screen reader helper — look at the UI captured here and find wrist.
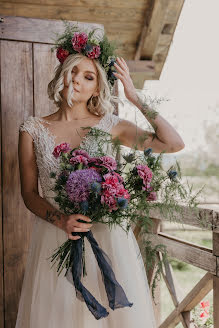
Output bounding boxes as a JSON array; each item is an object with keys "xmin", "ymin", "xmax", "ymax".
[{"xmin": 59, "ymin": 213, "xmax": 67, "ymax": 231}]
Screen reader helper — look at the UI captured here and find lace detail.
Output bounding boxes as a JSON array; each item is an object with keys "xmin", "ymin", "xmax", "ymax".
[{"xmin": 19, "ymin": 113, "xmax": 123, "ymax": 207}]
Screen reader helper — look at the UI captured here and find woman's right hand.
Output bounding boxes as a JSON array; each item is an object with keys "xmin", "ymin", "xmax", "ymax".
[{"xmin": 62, "ymin": 214, "xmax": 93, "ymax": 240}]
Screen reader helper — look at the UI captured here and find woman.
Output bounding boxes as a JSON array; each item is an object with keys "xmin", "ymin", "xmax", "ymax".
[{"xmin": 16, "ymin": 31, "xmax": 184, "ymax": 327}]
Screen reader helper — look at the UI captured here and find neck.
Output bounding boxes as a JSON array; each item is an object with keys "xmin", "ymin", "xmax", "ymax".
[{"xmin": 57, "ymin": 100, "xmax": 95, "ymax": 121}]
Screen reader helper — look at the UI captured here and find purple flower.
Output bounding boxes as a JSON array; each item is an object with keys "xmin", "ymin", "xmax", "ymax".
[{"xmin": 65, "ymin": 169, "xmax": 102, "ymax": 204}]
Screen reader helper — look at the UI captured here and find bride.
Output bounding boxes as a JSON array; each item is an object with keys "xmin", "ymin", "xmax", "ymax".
[{"xmin": 16, "ymin": 27, "xmax": 184, "ymax": 328}]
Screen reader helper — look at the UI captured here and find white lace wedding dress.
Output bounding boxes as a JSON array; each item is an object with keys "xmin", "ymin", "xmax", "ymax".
[{"xmin": 16, "ymin": 112, "xmax": 157, "ymax": 328}]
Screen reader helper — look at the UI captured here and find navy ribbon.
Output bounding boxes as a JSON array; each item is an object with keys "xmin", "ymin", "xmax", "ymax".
[{"xmin": 65, "ymin": 230, "xmax": 133, "ymax": 320}]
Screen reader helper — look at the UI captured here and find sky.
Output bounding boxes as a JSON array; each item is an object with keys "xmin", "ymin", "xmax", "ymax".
[{"xmin": 118, "ymin": 0, "xmax": 219, "ymax": 156}]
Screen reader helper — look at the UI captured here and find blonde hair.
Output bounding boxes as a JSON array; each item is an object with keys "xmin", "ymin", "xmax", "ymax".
[{"xmin": 47, "ymin": 53, "xmax": 123, "ymax": 117}]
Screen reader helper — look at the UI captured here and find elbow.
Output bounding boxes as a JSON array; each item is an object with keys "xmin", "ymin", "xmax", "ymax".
[{"xmin": 171, "ymin": 141, "xmax": 185, "ymax": 152}]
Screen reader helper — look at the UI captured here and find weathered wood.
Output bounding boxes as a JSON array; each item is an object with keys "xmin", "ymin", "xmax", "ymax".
[
  {"xmin": 0, "ymin": 15, "xmax": 104, "ymax": 44},
  {"xmin": 146, "ymin": 232, "xmax": 216, "ymax": 274},
  {"xmin": 1, "ymin": 39, "xmax": 35, "ymax": 327},
  {"xmin": 33, "ymin": 43, "xmax": 59, "ymax": 117},
  {"xmin": 134, "ymin": 0, "xmax": 156, "ymax": 60},
  {"xmin": 213, "ymin": 229, "xmax": 219, "ymax": 256},
  {"xmin": 159, "ymin": 273, "xmax": 213, "ymax": 328},
  {"xmin": 160, "ymin": 255, "xmax": 191, "ymax": 328},
  {"xmin": 126, "ymin": 60, "xmax": 155, "ymax": 72},
  {"xmin": 149, "ymin": 205, "xmax": 219, "ymax": 230},
  {"xmin": 0, "ymin": 39, "xmax": 4, "ymax": 328},
  {"xmin": 152, "ymin": 0, "xmax": 185, "ymax": 78},
  {"xmin": 212, "ymin": 230, "xmax": 219, "ymax": 327}
]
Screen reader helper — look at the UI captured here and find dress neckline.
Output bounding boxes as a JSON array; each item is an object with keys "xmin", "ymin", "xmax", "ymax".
[{"xmin": 32, "ymin": 114, "xmax": 107, "ymax": 150}]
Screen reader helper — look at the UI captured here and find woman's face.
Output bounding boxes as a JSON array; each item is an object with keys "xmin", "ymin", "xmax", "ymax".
[{"xmin": 62, "ymin": 56, "xmax": 99, "ymax": 104}]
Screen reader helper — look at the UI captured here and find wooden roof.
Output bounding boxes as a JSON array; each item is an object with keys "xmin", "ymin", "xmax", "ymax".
[{"xmin": 0, "ymin": 0, "xmax": 184, "ymax": 88}]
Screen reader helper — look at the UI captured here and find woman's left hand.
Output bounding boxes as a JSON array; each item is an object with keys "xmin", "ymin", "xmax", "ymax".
[{"xmin": 113, "ymin": 57, "xmax": 138, "ymax": 104}]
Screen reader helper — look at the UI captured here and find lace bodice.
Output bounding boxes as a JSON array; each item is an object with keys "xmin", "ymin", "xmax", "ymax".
[{"xmin": 19, "ymin": 113, "xmax": 123, "ymax": 210}]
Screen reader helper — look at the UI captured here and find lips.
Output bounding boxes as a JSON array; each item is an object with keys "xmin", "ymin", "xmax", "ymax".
[{"xmin": 74, "ymin": 87, "xmax": 79, "ymax": 92}]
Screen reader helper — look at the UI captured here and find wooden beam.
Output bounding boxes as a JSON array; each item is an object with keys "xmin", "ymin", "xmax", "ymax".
[
  {"xmin": 149, "ymin": 205, "xmax": 219, "ymax": 230},
  {"xmin": 134, "ymin": 0, "xmax": 156, "ymax": 60},
  {"xmin": 160, "ymin": 255, "xmax": 190, "ymax": 328},
  {"xmin": 0, "ymin": 15, "xmax": 104, "ymax": 44},
  {"xmin": 159, "ymin": 272, "xmax": 213, "ymax": 328},
  {"xmin": 145, "ymin": 233, "xmax": 216, "ymax": 274},
  {"xmin": 213, "ymin": 230, "xmax": 219, "ymax": 326},
  {"xmin": 126, "ymin": 60, "xmax": 155, "ymax": 72}
]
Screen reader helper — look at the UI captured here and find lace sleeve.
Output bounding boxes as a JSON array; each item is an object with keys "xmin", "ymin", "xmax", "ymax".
[
  {"xmin": 101, "ymin": 113, "xmax": 123, "ymax": 133},
  {"xmin": 19, "ymin": 116, "xmax": 36, "ymax": 140}
]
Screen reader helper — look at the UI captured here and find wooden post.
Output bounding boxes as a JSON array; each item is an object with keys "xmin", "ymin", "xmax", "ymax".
[{"xmin": 213, "ymin": 229, "xmax": 219, "ymax": 326}]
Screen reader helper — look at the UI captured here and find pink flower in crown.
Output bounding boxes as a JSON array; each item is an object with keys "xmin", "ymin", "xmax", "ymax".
[
  {"xmin": 52, "ymin": 142, "xmax": 71, "ymax": 158},
  {"xmin": 86, "ymin": 45, "xmax": 101, "ymax": 59},
  {"xmin": 72, "ymin": 149, "xmax": 90, "ymax": 159},
  {"xmin": 71, "ymin": 32, "xmax": 88, "ymax": 52},
  {"xmin": 56, "ymin": 47, "xmax": 70, "ymax": 64},
  {"xmin": 146, "ymin": 191, "xmax": 157, "ymax": 201},
  {"xmin": 98, "ymin": 156, "xmax": 117, "ymax": 171},
  {"xmin": 70, "ymin": 155, "xmax": 89, "ymax": 165}
]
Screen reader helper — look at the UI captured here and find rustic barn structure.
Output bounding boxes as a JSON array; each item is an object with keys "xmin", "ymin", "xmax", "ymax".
[{"xmin": 1, "ymin": 1, "xmax": 219, "ymax": 327}]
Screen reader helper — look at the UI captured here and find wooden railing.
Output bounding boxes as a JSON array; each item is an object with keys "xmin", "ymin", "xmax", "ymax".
[{"xmin": 134, "ymin": 205, "xmax": 219, "ymax": 328}]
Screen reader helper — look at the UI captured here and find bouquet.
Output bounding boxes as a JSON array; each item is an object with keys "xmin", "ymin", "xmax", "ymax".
[{"xmin": 47, "ymin": 136, "xmax": 202, "ymax": 320}]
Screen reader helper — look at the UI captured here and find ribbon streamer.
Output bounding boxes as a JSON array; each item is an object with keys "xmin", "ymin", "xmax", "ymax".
[{"xmin": 66, "ymin": 230, "xmax": 133, "ymax": 320}]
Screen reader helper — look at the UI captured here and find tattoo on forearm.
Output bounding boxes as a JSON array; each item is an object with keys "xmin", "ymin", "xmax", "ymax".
[{"xmin": 45, "ymin": 210, "xmax": 62, "ymax": 224}]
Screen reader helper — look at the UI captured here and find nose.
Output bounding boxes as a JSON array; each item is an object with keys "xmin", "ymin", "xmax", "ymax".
[{"xmin": 72, "ymin": 71, "xmax": 81, "ymax": 85}]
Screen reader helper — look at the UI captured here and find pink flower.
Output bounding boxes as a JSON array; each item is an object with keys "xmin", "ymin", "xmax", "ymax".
[
  {"xmin": 200, "ymin": 301, "xmax": 210, "ymax": 309},
  {"xmin": 52, "ymin": 142, "xmax": 71, "ymax": 158},
  {"xmin": 136, "ymin": 164, "xmax": 153, "ymax": 190},
  {"xmin": 72, "ymin": 149, "xmax": 90, "ymax": 159},
  {"xmin": 100, "ymin": 172, "xmax": 130, "ymax": 211},
  {"xmin": 70, "ymin": 155, "xmax": 89, "ymax": 165},
  {"xmin": 146, "ymin": 191, "xmax": 157, "ymax": 201},
  {"xmin": 98, "ymin": 156, "xmax": 117, "ymax": 171},
  {"xmin": 56, "ymin": 47, "xmax": 70, "ymax": 64},
  {"xmin": 71, "ymin": 32, "xmax": 88, "ymax": 52},
  {"xmin": 200, "ymin": 310, "xmax": 209, "ymax": 318},
  {"xmin": 88, "ymin": 157, "xmax": 102, "ymax": 165},
  {"xmin": 86, "ymin": 45, "xmax": 101, "ymax": 59}
]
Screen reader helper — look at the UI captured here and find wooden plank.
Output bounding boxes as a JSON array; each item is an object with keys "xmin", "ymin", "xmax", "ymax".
[
  {"xmin": 213, "ymin": 275, "xmax": 219, "ymax": 326},
  {"xmin": 213, "ymin": 230, "xmax": 219, "ymax": 256},
  {"xmin": 152, "ymin": 0, "xmax": 185, "ymax": 77},
  {"xmin": 33, "ymin": 43, "xmax": 59, "ymax": 117},
  {"xmin": 134, "ymin": 0, "xmax": 156, "ymax": 60},
  {"xmin": 1, "ymin": 40, "xmax": 34, "ymax": 327},
  {"xmin": 0, "ymin": 4, "xmax": 144, "ymax": 27},
  {"xmin": 126, "ymin": 60, "xmax": 155, "ymax": 72},
  {"xmin": 0, "ymin": 15, "xmax": 104, "ymax": 44},
  {"xmin": 149, "ymin": 205, "xmax": 218, "ymax": 230},
  {"xmin": 145, "ymin": 233, "xmax": 216, "ymax": 274},
  {"xmin": 159, "ymin": 273, "xmax": 213, "ymax": 328},
  {"xmin": 0, "ymin": 0, "xmax": 148, "ymax": 10},
  {"xmin": 161, "ymin": 256, "xmax": 191, "ymax": 328},
  {"xmin": 0, "ymin": 38, "xmax": 4, "ymax": 328}
]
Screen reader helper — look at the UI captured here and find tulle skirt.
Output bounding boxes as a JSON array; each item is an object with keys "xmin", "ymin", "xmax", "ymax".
[{"xmin": 15, "ymin": 213, "xmax": 157, "ymax": 328}]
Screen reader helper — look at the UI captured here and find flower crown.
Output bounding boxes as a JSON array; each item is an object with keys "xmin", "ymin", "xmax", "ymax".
[{"xmin": 51, "ymin": 21, "xmax": 119, "ymax": 90}]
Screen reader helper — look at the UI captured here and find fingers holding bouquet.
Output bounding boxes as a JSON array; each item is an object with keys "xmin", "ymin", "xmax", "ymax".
[{"xmin": 62, "ymin": 214, "xmax": 93, "ymax": 240}]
